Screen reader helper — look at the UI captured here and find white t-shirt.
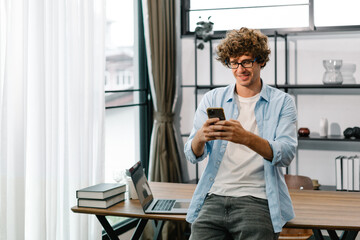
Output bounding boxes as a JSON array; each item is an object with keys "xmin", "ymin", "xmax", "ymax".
[{"xmin": 209, "ymin": 92, "xmax": 266, "ymax": 199}]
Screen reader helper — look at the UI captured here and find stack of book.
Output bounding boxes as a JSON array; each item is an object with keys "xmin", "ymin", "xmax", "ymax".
[
  {"xmin": 76, "ymin": 183, "xmax": 126, "ymax": 208},
  {"xmin": 335, "ymin": 155, "xmax": 360, "ymax": 191}
]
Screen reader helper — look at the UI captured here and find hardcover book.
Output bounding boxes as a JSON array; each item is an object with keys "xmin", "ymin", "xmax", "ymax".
[
  {"xmin": 335, "ymin": 156, "xmax": 342, "ymax": 191},
  {"xmin": 348, "ymin": 157, "xmax": 354, "ymax": 191},
  {"xmin": 78, "ymin": 192, "xmax": 125, "ymax": 208},
  {"xmin": 354, "ymin": 156, "xmax": 360, "ymax": 191},
  {"xmin": 76, "ymin": 183, "xmax": 126, "ymax": 200},
  {"xmin": 342, "ymin": 156, "xmax": 349, "ymax": 191}
]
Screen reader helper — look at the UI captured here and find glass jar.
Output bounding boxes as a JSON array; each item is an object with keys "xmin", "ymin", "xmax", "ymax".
[{"xmin": 322, "ymin": 59, "xmax": 343, "ymax": 85}]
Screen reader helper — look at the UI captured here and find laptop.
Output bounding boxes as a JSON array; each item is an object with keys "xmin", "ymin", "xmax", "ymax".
[{"xmin": 128, "ymin": 161, "xmax": 190, "ymax": 214}]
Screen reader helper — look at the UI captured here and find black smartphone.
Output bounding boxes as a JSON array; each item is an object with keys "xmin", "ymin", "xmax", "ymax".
[{"xmin": 207, "ymin": 107, "xmax": 226, "ymax": 120}]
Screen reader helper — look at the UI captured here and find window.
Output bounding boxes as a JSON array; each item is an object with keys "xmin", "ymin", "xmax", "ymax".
[
  {"xmin": 103, "ymin": 0, "xmax": 151, "ymax": 232},
  {"xmin": 105, "ymin": 0, "xmax": 151, "ymax": 185},
  {"xmin": 314, "ymin": 0, "xmax": 360, "ymax": 27},
  {"xmin": 182, "ymin": 0, "xmax": 360, "ymax": 35},
  {"xmin": 183, "ymin": 0, "xmax": 310, "ymax": 34}
]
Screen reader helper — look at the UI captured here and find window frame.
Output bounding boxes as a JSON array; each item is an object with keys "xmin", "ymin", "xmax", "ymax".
[
  {"xmin": 181, "ymin": 0, "xmax": 360, "ymax": 37},
  {"xmin": 104, "ymin": 0, "xmax": 152, "ymax": 175}
]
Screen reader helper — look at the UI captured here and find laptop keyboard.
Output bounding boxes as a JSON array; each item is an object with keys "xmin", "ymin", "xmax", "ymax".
[{"xmin": 152, "ymin": 199, "xmax": 176, "ymax": 211}]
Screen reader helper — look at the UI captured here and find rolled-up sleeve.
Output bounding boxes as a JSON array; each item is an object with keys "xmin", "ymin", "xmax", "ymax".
[
  {"xmin": 268, "ymin": 96, "xmax": 298, "ymax": 167},
  {"xmin": 184, "ymin": 139, "xmax": 209, "ymax": 164},
  {"xmin": 184, "ymin": 92, "xmax": 212, "ymax": 164}
]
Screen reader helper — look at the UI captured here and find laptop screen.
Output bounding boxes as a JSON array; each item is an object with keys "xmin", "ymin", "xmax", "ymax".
[{"xmin": 129, "ymin": 161, "xmax": 153, "ymax": 210}]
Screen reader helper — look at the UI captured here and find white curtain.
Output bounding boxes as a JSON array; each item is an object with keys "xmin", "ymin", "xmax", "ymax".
[{"xmin": 0, "ymin": 0, "xmax": 105, "ymax": 240}]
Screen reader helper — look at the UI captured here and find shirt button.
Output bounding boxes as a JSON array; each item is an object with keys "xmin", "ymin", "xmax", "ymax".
[
  {"xmin": 217, "ymin": 161, "xmax": 220, "ymax": 165},
  {"xmin": 209, "ymin": 177, "xmax": 214, "ymax": 181}
]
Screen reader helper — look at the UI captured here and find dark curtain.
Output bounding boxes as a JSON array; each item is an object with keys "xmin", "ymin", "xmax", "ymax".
[
  {"xmin": 146, "ymin": 0, "xmax": 182, "ymax": 184},
  {"xmin": 143, "ymin": 0, "xmax": 188, "ymax": 239}
]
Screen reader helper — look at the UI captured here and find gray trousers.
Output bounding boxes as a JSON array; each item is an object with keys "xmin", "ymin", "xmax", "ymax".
[{"xmin": 189, "ymin": 194, "xmax": 279, "ymax": 240}]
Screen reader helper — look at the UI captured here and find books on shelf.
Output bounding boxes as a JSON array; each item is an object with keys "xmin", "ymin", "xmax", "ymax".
[
  {"xmin": 76, "ymin": 183, "xmax": 126, "ymax": 199},
  {"xmin": 335, "ymin": 155, "xmax": 360, "ymax": 191},
  {"xmin": 76, "ymin": 183, "xmax": 126, "ymax": 208},
  {"xmin": 78, "ymin": 192, "xmax": 125, "ymax": 208}
]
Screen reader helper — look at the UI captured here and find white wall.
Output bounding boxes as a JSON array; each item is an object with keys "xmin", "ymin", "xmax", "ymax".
[{"xmin": 179, "ymin": 32, "xmax": 360, "ymax": 186}]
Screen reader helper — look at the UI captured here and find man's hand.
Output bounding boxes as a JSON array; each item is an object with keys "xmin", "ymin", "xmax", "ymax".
[
  {"xmin": 210, "ymin": 119, "xmax": 274, "ymax": 161},
  {"xmin": 192, "ymin": 118, "xmax": 273, "ymax": 161},
  {"xmin": 210, "ymin": 119, "xmax": 249, "ymax": 145},
  {"xmin": 199, "ymin": 118, "xmax": 226, "ymax": 142},
  {"xmin": 191, "ymin": 118, "xmax": 222, "ymax": 157}
]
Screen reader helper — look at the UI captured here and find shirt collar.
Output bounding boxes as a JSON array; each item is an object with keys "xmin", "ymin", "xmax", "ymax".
[
  {"xmin": 259, "ymin": 79, "xmax": 270, "ymax": 102},
  {"xmin": 225, "ymin": 83, "xmax": 236, "ymax": 102}
]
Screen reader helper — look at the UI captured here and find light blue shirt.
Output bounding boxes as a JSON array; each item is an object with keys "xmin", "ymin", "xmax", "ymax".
[{"xmin": 184, "ymin": 82, "xmax": 297, "ymax": 233}]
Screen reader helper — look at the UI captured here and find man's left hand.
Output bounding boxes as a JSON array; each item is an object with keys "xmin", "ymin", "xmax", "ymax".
[{"xmin": 209, "ymin": 119, "xmax": 250, "ymax": 145}]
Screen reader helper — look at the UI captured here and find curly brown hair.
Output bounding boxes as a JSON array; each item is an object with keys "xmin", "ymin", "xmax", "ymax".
[{"xmin": 216, "ymin": 27, "xmax": 271, "ymax": 68}]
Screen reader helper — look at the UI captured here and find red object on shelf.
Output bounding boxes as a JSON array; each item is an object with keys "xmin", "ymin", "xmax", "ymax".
[{"xmin": 298, "ymin": 128, "xmax": 310, "ymax": 137}]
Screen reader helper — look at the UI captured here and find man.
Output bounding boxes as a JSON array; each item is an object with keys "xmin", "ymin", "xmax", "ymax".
[{"xmin": 184, "ymin": 27, "xmax": 298, "ymax": 240}]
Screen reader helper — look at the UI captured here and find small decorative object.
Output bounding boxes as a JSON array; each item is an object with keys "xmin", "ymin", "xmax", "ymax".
[
  {"xmin": 312, "ymin": 179, "xmax": 321, "ymax": 190},
  {"xmin": 322, "ymin": 60, "xmax": 343, "ymax": 85},
  {"xmin": 343, "ymin": 127, "xmax": 360, "ymax": 139},
  {"xmin": 298, "ymin": 127, "xmax": 310, "ymax": 137},
  {"xmin": 354, "ymin": 127, "xmax": 360, "ymax": 138},
  {"xmin": 343, "ymin": 127, "xmax": 354, "ymax": 138},
  {"xmin": 341, "ymin": 63, "xmax": 356, "ymax": 84},
  {"xmin": 195, "ymin": 16, "xmax": 214, "ymax": 50},
  {"xmin": 319, "ymin": 118, "xmax": 328, "ymax": 137}
]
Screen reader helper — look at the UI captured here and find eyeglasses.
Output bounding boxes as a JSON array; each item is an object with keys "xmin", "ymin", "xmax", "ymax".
[{"xmin": 226, "ymin": 58, "xmax": 257, "ymax": 69}]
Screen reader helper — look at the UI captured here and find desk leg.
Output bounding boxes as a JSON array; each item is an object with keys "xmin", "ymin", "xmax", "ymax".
[
  {"xmin": 326, "ymin": 230, "xmax": 358, "ymax": 240},
  {"xmin": 152, "ymin": 220, "xmax": 164, "ymax": 240},
  {"xmin": 340, "ymin": 230, "xmax": 358, "ymax": 240},
  {"xmin": 131, "ymin": 219, "xmax": 148, "ymax": 240},
  {"xmin": 313, "ymin": 229, "xmax": 325, "ymax": 240},
  {"xmin": 96, "ymin": 215, "xmax": 119, "ymax": 240}
]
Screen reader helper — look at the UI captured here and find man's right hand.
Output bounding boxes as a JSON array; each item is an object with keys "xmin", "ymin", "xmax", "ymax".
[{"xmin": 191, "ymin": 118, "xmax": 222, "ymax": 157}]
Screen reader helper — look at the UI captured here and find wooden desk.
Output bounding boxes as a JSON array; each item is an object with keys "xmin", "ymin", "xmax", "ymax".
[
  {"xmin": 286, "ymin": 190, "xmax": 360, "ymax": 240},
  {"xmin": 72, "ymin": 182, "xmax": 195, "ymax": 239},
  {"xmin": 71, "ymin": 182, "xmax": 360, "ymax": 240}
]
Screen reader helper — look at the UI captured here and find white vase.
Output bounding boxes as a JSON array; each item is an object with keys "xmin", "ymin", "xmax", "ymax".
[{"xmin": 320, "ymin": 118, "xmax": 328, "ymax": 137}]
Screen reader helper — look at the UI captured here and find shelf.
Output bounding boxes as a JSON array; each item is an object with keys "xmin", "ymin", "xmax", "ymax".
[
  {"xmin": 298, "ymin": 136, "xmax": 360, "ymax": 142},
  {"xmin": 318, "ymin": 185, "xmax": 336, "ymax": 191},
  {"xmin": 182, "ymin": 84, "xmax": 360, "ymax": 90},
  {"xmin": 181, "ymin": 84, "xmax": 226, "ymax": 89},
  {"xmin": 184, "ymin": 26, "xmax": 360, "ymax": 39},
  {"xmin": 318, "ymin": 185, "xmax": 360, "ymax": 192},
  {"xmin": 276, "ymin": 84, "xmax": 360, "ymax": 89},
  {"xmin": 182, "ymin": 135, "xmax": 360, "ymax": 142}
]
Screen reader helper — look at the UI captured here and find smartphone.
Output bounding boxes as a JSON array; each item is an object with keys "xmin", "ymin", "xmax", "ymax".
[{"xmin": 207, "ymin": 107, "xmax": 226, "ymax": 120}]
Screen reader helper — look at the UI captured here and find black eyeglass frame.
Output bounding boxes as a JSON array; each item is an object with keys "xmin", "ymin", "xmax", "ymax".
[{"xmin": 225, "ymin": 58, "xmax": 257, "ymax": 69}]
